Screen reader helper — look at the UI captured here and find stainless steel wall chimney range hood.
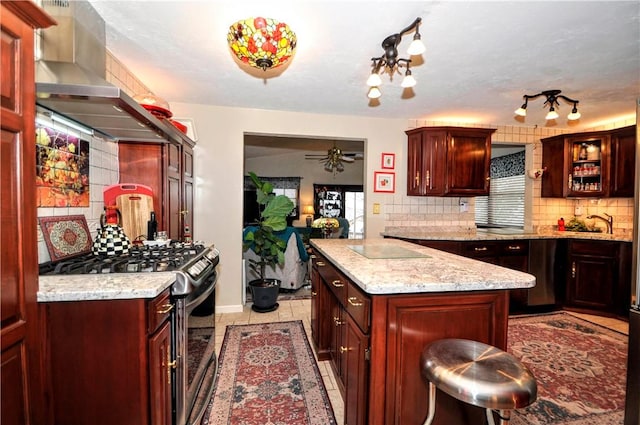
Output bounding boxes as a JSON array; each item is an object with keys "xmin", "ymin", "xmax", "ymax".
[{"xmin": 35, "ymin": 0, "xmax": 192, "ymax": 145}]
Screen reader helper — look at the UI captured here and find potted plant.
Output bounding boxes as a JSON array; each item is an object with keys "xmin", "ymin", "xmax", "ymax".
[{"xmin": 243, "ymin": 172, "xmax": 295, "ymax": 312}]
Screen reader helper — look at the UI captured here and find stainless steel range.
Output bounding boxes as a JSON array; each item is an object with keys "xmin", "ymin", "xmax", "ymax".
[{"xmin": 39, "ymin": 242, "xmax": 220, "ymax": 425}]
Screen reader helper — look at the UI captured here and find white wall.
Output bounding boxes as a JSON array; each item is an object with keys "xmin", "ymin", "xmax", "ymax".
[{"xmin": 171, "ymin": 102, "xmax": 406, "ymax": 312}]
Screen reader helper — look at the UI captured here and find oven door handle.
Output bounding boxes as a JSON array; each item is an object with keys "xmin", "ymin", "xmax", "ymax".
[{"xmin": 185, "ymin": 272, "xmax": 218, "ymax": 313}]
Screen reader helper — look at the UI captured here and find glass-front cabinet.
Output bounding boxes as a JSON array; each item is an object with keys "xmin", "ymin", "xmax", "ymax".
[
  {"xmin": 567, "ymin": 137, "xmax": 606, "ymax": 197},
  {"xmin": 541, "ymin": 126, "xmax": 635, "ymax": 199}
]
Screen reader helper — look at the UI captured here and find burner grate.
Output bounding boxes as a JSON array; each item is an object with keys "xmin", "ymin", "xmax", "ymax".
[{"xmin": 39, "ymin": 243, "xmax": 207, "ymax": 275}]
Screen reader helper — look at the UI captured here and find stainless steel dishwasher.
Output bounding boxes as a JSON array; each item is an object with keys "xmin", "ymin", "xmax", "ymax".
[{"xmin": 527, "ymin": 239, "xmax": 559, "ymax": 306}]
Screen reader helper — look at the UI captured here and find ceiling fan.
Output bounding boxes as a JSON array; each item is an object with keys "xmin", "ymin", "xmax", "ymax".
[{"xmin": 305, "ymin": 144, "xmax": 363, "ymax": 174}]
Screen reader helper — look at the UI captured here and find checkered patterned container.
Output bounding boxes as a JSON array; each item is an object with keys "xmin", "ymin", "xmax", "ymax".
[{"xmin": 92, "ymin": 223, "xmax": 131, "ymax": 256}]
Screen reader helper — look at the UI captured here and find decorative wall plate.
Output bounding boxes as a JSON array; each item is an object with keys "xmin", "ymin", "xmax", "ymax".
[{"xmin": 38, "ymin": 215, "xmax": 92, "ymax": 261}]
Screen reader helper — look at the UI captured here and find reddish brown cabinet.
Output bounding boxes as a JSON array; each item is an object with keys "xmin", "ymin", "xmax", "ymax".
[
  {"xmin": 0, "ymin": 3, "xmax": 55, "ymax": 425},
  {"xmin": 396, "ymin": 238, "xmax": 531, "ymax": 313},
  {"xmin": 310, "ymin": 249, "xmax": 508, "ymax": 425},
  {"xmin": 565, "ymin": 240, "xmax": 632, "ymax": 317},
  {"xmin": 609, "ymin": 125, "xmax": 636, "ymax": 197},
  {"xmin": 541, "ymin": 125, "xmax": 635, "ymax": 198},
  {"xmin": 311, "ymin": 250, "xmax": 370, "ymax": 425},
  {"xmin": 406, "ymin": 126, "xmax": 495, "ymax": 196},
  {"xmin": 119, "ymin": 140, "xmax": 195, "ymax": 241},
  {"xmin": 44, "ymin": 289, "xmax": 174, "ymax": 425}
]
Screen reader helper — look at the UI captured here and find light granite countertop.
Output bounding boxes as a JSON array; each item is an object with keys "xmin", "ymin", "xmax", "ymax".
[
  {"xmin": 382, "ymin": 228, "xmax": 633, "ymax": 242},
  {"xmin": 310, "ymin": 238, "xmax": 535, "ymax": 295},
  {"xmin": 37, "ymin": 272, "xmax": 176, "ymax": 302}
]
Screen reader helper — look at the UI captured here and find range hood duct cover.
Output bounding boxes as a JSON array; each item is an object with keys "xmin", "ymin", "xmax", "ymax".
[{"xmin": 35, "ymin": 0, "xmax": 192, "ymax": 145}]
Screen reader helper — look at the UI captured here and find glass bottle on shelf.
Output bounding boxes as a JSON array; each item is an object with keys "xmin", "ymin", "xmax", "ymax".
[{"xmin": 570, "ymin": 139, "xmax": 602, "ymax": 194}]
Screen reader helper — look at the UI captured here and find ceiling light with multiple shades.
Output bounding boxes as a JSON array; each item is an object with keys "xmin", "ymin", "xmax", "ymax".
[
  {"xmin": 366, "ymin": 17, "xmax": 426, "ymax": 99},
  {"xmin": 514, "ymin": 89, "xmax": 581, "ymax": 121},
  {"xmin": 305, "ymin": 145, "xmax": 362, "ymax": 175},
  {"xmin": 228, "ymin": 17, "xmax": 297, "ymax": 71}
]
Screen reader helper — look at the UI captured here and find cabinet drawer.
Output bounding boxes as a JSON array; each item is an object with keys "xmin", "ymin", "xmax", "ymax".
[
  {"xmin": 569, "ymin": 240, "xmax": 618, "ymax": 257},
  {"xmin": 148, "ymin": 289, "xmax": 173, "ymax": 334},
  {"xmin": 316, "ymin": 259, "xmax": 347, "ymax": 303},
  {"xmin": 346, "ymin": 282, "xmax": 371, "ymax": 334},
  {"xmin": 461, "ymin": 242, "xmax": 498, "ymax": 258},
  {"xmin": 499, "ymin": 241, "xmax": 529, "ymax": 256}
]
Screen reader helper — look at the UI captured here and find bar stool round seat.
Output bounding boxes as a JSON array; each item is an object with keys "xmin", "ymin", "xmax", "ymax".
[{"xmin": 420, "ymin": 338, "xmax": 537, "ymax": 425}]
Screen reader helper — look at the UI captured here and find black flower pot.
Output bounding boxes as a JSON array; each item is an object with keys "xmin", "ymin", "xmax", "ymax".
[{"xmin": 249, "ymin": 278, "xmax": 281, "ymax": 312}]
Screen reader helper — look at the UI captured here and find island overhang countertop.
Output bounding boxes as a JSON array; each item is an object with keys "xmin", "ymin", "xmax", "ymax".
[{"xmin": 310, "ymin": 238, "xmax": 535, "ymax": 295}]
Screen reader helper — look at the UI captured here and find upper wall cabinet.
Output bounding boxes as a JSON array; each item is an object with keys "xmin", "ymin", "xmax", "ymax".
[
  {"xmin": 541, "ymin": 125, "xmax": 636, "ymax": 198},
  {"xmin": 406, "ymin": 126, "xmax": 496, "ymax": 197}
]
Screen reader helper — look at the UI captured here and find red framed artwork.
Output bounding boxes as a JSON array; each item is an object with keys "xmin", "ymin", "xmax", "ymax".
[
  {"xmin": 374, "ymin": 171, "xmax": 395, "ymax": 193},
  {"xmin": 381, "ymin": 152, "xmax": 395, "ymax": 169}
]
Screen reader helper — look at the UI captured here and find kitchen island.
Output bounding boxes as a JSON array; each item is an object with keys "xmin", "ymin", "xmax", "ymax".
[{"xmin": 309, "ymin": 238, "xmax": 535, "ymax": 425}]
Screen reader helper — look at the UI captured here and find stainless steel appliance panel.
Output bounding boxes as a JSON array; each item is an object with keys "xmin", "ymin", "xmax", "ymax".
[{"xmin": 527, "ymin": 239, "xmax": 558, "ymax": 306}]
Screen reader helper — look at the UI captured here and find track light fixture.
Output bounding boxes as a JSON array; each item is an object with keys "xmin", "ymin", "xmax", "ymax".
[
  {"xmin": 514, "ymin": 89, "xmax": 581, "ymax": 121},
  {"xmin": 366, "ymin": 17, "xmax": 425, "ymax": 99}
]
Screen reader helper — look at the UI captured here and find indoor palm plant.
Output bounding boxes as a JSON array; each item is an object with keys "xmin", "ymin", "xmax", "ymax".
[{"xmin": 243, "ymin": 172, "xmax": 295, "ymax": 312}]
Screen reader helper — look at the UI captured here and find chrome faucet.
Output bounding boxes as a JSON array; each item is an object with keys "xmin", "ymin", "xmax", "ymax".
[{"xmin": 586, "ymin": 213, "xmax": 613, "ymax": 234}]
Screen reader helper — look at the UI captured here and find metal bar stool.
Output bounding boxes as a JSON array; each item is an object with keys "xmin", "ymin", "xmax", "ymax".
[{"xmin": 421, "ymin": 338, "xmax": 537, "ymax": 425}]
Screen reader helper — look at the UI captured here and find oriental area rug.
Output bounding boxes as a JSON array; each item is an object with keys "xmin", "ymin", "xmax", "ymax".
[
  {"xmin": 507, "ymin": 313, "xmax": 628, "ymax": 425},
  {"xmin": 200, "ymin": 321, "xmax": 336, "ymax": 425}
]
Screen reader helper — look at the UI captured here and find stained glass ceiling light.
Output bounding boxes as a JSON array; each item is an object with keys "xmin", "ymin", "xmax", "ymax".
[{"xmin": 228, "ymin": 17, "xmax": 297, "ymax": 71}]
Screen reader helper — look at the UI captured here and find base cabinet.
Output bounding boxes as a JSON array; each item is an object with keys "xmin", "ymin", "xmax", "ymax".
[
  {"xmin": 44, "ymin": 289, "xmax": 174, "ymax": 425},
  {"xmin": 565, "ymin": 240, "xmax": 631, "ymax": 317},
  {"xmin": 395, "ymin": 236, "xmax": 631, "ymax": 318},
  {"xmin": 407, "ymin": 239, "xmax": 530, "ymax": 313},
  {"xmin": 311, "ymin": 250, "xmax": 370, "ymax": 424},
  {"xmin": 310, "ymin": 249, "xmax": 509, "ymax": 425}
]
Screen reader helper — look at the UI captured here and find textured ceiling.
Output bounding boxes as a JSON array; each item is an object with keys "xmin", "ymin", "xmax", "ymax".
[{"xmin": 88, "ymin": 1, "xmax": 639, "ymax": 132}]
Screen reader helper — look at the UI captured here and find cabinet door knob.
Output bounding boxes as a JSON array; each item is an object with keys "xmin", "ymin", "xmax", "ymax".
[
  {"xmin": 311, "ymin": 291, "xmax": 317, "ymax": 296},
  {"xmin": 348, "ymin": 296, "xmax": 363, "ymax": 307},
  {"xmin": 317, "ymin": 261, "xmax": 326, "ymax": 267},
  {"xmin": 331, "ymin": 280, "xmax": 344, "ymax": 288},
  {"xmin": 339, "ymin": 346, "xmax": 351, "ymax": 353},
  {"xmin": 507, "ymin": 245, "xmax": 521, "ymax": 251},
  {"xmin": 474, "ymin": 246, "xmax": 488, "ymax": 252},
  {"xmin": 415, "ymin": 171, "xmax": 420, "ymax": 185},
  {"xmin": 572, "ymin": 261, "xmax": 576, "ymax": 278},
  {"xmin": 426, "ymin": 170, "xmax": 430, "ymax": 187}
]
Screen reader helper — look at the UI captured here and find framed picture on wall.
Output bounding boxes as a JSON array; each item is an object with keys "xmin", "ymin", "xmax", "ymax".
[
  {"xmin": 381, "ymin": 153, "xmax": 395, "ymax": 169},
  {"xmin": 374, "ymin": 171, "xmax": 395, "ymax": 193}
]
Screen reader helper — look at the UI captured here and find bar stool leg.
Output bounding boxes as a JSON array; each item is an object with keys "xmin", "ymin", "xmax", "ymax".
[
  {"xmin": 486, "ymin": 408, "xmax": 496, "ymax": 425},
  {"xmin": 423, "ymin": 381, "xmax": 437, "ymax": 425},
  {"xmin": 486, "ymin": 409, "xmax": 512, "ymax": 425},
  {"xmin": 498, "ymin": 409, "xmax": 511, "ymax": 425}
]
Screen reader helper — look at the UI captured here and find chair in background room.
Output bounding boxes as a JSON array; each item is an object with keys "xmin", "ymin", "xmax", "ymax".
[{"xmin": 243, "ymin": 226, "xmax": 310, "ymax": 291}]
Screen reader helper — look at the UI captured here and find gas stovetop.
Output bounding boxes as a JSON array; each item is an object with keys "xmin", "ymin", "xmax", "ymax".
[{"xmin": 39, "ymin": 242, "xmax": 206, "ymax": 276}]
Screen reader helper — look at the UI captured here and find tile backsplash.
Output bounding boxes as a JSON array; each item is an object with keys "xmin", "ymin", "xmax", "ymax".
[
  {"xmin": 37, "ymin": 51, "xmax": 150, "ymax": 264},
  {"xmin": 386, "ymin": 119, "xmax": 635, "ymax": 236}
]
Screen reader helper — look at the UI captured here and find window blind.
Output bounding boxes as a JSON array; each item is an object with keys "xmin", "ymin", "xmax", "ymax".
[{"xmin": 476, "ymin": 151, "xmax": 525, "ymax": 227}]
